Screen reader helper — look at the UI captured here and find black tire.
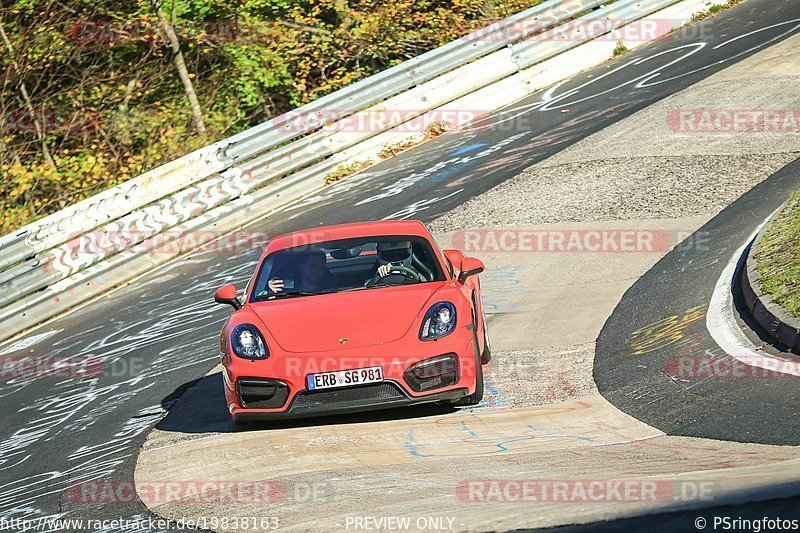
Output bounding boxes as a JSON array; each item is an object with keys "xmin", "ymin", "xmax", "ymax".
[
  {"xmin": 473, "ymin": 294, "xmax": 492, "ymax": 364},
  {"xmin": 480, "ymin": 302, "xmax": 492, "ymax": 364},
  {"xmin": 452, "ymin": 330, "xmax": 484, "ymax": 406}
]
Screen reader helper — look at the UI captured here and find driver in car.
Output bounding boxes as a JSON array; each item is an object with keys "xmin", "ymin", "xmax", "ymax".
[
  {"xmin": 268, "ymin": 250, "xmax": 328, "ymax": 294},
  {"xmin": 369, "ymin": 241, "xmax": 425, "ymax": 285}
]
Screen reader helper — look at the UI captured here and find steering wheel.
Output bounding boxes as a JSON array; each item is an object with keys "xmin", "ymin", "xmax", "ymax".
[{"xmin": 366, "ymin": 265, "xmax": 423, "ymax": 287}]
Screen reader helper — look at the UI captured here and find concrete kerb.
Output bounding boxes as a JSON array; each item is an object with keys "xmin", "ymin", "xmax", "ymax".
[{"xmin": 738, "ymin": 200, "xmax": 800, "ymax": 350}]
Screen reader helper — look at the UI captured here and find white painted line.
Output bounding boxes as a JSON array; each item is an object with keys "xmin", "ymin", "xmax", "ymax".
[
  {"xmin": 706, "ymin": 207, "xmax": 800, "ymax": 376},
  {"xmin": 0, "ymin": 329, "xmax": 62, "ymax": 355}
]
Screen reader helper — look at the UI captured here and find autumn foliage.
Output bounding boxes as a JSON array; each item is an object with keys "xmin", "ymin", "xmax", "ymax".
[{"xmin": 1, "ymin": 0, "xmax": 542, "ymax": 234}]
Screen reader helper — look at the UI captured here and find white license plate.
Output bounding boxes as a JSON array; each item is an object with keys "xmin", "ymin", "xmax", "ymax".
[{"xmin": 306, "ymin": 366, "xmax": 384, "ymax": 390}]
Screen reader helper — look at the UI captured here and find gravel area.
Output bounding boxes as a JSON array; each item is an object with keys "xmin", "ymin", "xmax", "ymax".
[
  {"xmin": 137, "ymin": 34, "xmax": 800, "ymax": 533},
  {"xmin": 479, "ymin": 343, "xmax": 596, "ymax": 409},
  {"xmin": 430, "ymin": 153, "xmax": 799, "ymax": 231},
  {"xmin": 432, "ymin": 53, "xmax": 800, "ymax": 233},
  {"xmin": 430, "ymin": 37, "xmax": 800, "ymax": 415}
]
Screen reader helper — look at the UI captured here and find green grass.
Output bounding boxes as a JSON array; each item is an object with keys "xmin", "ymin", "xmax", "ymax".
[
  {"xmin": 323, "ymin": 161, "xmax": 372, "ymax": 186},
  {"xmin": 755, "ymin": 190, "xmax": 800, "ymax": 318},
  {"xmin": 378, "ymin": 120, "xmax": 453, "ymax": 159},
  {"xmin": 690, "ymin": 0, "xmax": 744, "ymax": 22},
  {"xmin": 327, "ymin": 120, "xmax": 454, "ymax": 187},
  {"xmin": 379, "ymin": 139, "xmax": 418, "ymax": 160},
  {"xmin": 612, "ymin": 41, "xmax": 630, "ymax": 57}
]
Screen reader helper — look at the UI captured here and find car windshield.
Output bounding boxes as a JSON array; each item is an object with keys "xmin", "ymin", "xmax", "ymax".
[{"xmin": 250, "ymin": 235, "xmax": 445, "ymax": 300}]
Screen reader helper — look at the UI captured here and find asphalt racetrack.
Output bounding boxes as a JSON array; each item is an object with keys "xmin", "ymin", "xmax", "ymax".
[{"xmin": 1, "ymin": 0, "xmax": 799, "ymax": 529}]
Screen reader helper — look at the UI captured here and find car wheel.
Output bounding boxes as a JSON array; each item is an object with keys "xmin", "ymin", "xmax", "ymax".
[{"xmin": 452, "ymin": 330, "xmax": 484, "ymax": 407}]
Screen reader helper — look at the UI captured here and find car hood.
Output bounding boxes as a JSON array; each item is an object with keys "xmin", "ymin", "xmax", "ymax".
[{"xmin": 249, "ymin": 283, "xmax": 445, "ymax": 352}]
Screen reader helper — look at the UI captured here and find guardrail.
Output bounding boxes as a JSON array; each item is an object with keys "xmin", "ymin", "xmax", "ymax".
[{"xmin": 0, "ymin": 0, "xmax": 708, "ymax": 342}]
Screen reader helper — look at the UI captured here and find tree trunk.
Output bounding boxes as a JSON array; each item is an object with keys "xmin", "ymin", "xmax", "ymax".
[
  {"xmin": 116, "ymin": 76, "xmax": 139, "ymax": 144},
  {"xmin": 0, "ymin": 134, "xmax": 23, "ymax": 168},
  {"xmin": 153, "ymin": 0, "xmax": 207, "ymax": 139}
]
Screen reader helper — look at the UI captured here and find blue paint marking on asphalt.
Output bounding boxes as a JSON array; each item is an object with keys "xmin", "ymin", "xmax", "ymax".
[
  {"xmin": 404, "ymin": 427, "xmax": 426, "ymax": 457},
  {"xmin": 472, "ymin": 376, "xmax": 516, "ymax": 410},
  {"xmin": 482, "ymin": 265, "xmax": 524, "ymax": 313},
  {"xmin": 420, "ymin": 142, "xmax": 492, "ymax": 186},
  {"xmin": 403, "ymin": 433, "xmax": 594, "ymax": 458},
  {"xmin": 461, "ymin": 421, "xmax": 478, "ymax": 437},
  {"xmin": 448, "ymin": 143, "xmax": 489, "ymax": 157},
  {"xmin": 428, "ymin": 161, "xmax": 474, "ymax": 184},
  {"xmin": 402, "ymin": 418, "xmax": 594, "ymax": 458}
]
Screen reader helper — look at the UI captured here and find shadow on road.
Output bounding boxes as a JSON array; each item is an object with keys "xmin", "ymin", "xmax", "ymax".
[
  {"xmin": 543, "ymin": 488, "xmax": 800, "ymax": 532},
  {"xmin": 156, "ymin": 371, "xmax": 459, "ymax": 433}
]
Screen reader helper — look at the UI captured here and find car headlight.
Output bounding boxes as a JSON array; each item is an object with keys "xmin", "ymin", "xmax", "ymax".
[
  {"xmin": 420, "ymin": 302, "xmax": 457, "ymax": 340},
  {"xmin": 231, "ymin": 324, "xmax": 269, "ymax": 360}
]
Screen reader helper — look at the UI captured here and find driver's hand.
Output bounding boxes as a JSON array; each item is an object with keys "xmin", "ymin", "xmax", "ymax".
[
  {"xmin": 377, "ymin": 264, "xmax": 392, "ymax": 277},
  {"xmin": 268, "ymin": 279, "xmax": 284, "ymax": 293}
]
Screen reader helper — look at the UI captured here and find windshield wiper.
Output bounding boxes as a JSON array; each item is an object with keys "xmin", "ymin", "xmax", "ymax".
[
  {"xmin": 335, "ymin": 287, "xmax": 367, "ymax": 293},
  {"xmin": 255, "ymin": 290, "xmax": 319, "ymax": 300},
  {"xmin": 317, "ymin": 284, "xmax": 391, "ymax": 294}
]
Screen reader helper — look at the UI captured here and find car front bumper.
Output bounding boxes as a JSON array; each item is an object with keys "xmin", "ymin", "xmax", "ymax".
[
  {"xmin": 232, "ymin": 381, "xmax": 468, "ymax": 421},
  {"xmin": 224, "ymin": 326, "xmax": 478, "ymax": 421}
]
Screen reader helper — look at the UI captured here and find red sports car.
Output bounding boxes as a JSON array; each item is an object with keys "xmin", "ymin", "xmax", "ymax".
[{"xmin": 213, "ymin": 220, "xmax": 490, "ymax": 422}]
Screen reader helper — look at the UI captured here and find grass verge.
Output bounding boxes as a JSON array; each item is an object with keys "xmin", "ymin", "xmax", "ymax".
[
  {"xmin": 612, "ymin": 41, "xmax": 630, "ymax": 58},
  {"xmin": 690, "ymin": 0, "xmax": 744, "ymax": 23},
  {"xmin": 323, "ymin": 120, "xmax": 453, "ymax": 185},
  {"xmin": 323, "ymin": 161, "xmax": 372, "ymax": 186},
  {"xmin": 755, "ymin": 190, "xmax": 800, "ymax": 318}
]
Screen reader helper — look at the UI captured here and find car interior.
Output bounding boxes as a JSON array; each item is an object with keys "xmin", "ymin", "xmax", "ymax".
[{"xmin": 251, "ymin": 236, "xmax": 445, "ymax": 299}]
